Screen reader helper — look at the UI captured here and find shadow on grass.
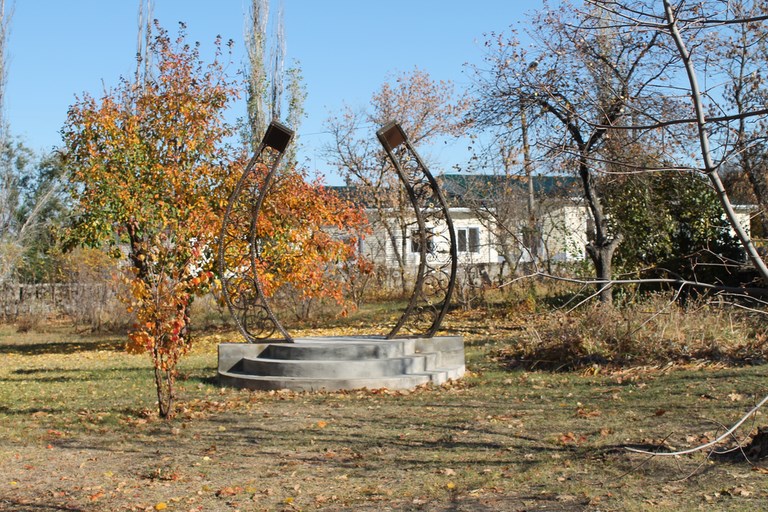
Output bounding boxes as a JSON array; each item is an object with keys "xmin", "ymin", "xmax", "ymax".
[
  {"xmin": 182, "ymin": 374, "xmax": 219, "ymax": 386},
  {"xmin": 0, "ymin": 339, "xmax": 124, "ymax": 356},
  {"xmin": 175, "ymin": 365, "xmax": 219, "ymax": 386},
  {"xmin": 0, "ymin": 499, "xmax": 85, "ymax": 512},
  {"xmin": 328, "ymin": 493, "xmax": 589, "ymax": 511},
  {"xmin": 0, "ymin": 405, "xmax": 64, "ymax": 416},
  {"xmin": 0, "ymin": 367, "xmax": 151, "ymax": 387},
  {"xmin": 2, "ymin": 373, "xmax": 91, "ymax": 383}
]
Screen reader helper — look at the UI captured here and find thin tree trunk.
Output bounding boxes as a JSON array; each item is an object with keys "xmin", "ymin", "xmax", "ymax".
[
  {"xmin": 521, "ymin": 109, "xmax": 538, "ymax": 263},
  {"xmin": 578, "ymin": 156, "xmax": 622, "ymax": 304},
  {"xmin": 154, "ymin": 364, "xmax": 174, "ymax": 419},
  {"xmin": 664, "ymin": 0, "xmax": 768, "ymax": 284}
]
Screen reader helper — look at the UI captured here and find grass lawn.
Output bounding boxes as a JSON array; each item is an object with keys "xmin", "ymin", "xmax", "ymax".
[{"xmin": 1, "ymin": 320, "xmax": 768, "ymax": 511}]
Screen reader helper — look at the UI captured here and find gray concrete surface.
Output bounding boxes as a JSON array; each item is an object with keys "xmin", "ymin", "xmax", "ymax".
[{"xmin": 218, "ymin": 336, "xmax": 465, "ymax": 391}]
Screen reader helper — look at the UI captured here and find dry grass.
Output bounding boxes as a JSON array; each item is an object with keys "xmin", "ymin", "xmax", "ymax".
[
  {"xmin": 1, "ymin": 302, "xmax": 768, "ymax": 511},
  {"xmin": 491, "ymin": 294, "xmax": 767, "ymax": 371}
]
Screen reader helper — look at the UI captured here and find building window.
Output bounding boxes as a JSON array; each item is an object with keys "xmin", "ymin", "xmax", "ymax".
[
  {"xmin": 411, "ymin": 228, "xmax": 435, "ymax": 254},
  {"xmin": 457, "ymin": 227, "xmax": 480, "ymax": 253}
]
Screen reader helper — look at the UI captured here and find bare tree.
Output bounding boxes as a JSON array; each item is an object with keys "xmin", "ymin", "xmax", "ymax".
[
  {"xmin": 245, "ymin": 0, "xmax": 270, "ymax": 143},
  {"xmin": 135, "ymin": 0, "xmax": 153, "ymax": 86},
  {"xmin": 324, "ymin": 68, "xmax": 468, "ymax": 295},
  {"xmin": 0, "ymin": 2, "xmax": 33, "ymax": 282},
  {"xmin": 715, "ymin": 0, "xmax": 768, "ymax": 237},
  {"xmin": 0, "ymin": 0, "xmax": 11, "ymax": 214},
  {"xmin": 470, "ymin": 1, "xmax": 680, "ymax": 303},
  {"xmin": 580, "ymin": 0, "xmax": 768, "ymax": 283},
  {"xmin": 472, "ymin": 161, "xmax": 532, "ymax": 279},
  {"xmin": 660, "ymin": 0, "xmax": 768, "ymax": 283}
]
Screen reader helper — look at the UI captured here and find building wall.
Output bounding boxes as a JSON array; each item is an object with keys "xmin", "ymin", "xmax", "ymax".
[
  {"xmin": 361, "ymin": 203, "xmax": 754, "ymax": 284},
  {"xmin": 732, "ymin": 206, "xmax": 754, "ymax": 239},
  {"xmin": 539, "ymin": 204, "xmax": 589, "ymax": 262},
  {"xmin": 357, "ymin": 202, "xmax": 757, "ymax": 280},
  {"xmin": 360, "ymin": 209, "xmax": 500, "ymax": 271}
]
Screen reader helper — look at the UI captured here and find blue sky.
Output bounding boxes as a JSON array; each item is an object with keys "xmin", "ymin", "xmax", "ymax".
[{"xmin": 6, "ymin": 1, "xmax": 528, "ymax": 183}]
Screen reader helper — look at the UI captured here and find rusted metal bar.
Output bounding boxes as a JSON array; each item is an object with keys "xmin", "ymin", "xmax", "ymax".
[
  {"xmin": 218, "ymin": 121, "xmax": 294, "ymax": 342},
  {"xmin": 377, "ymin": 121, "xmax": 458, "ymax": 338}
]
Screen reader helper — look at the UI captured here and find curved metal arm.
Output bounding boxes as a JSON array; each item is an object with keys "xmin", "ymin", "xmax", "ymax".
[
  {"xmin": 218, "ymin": 121, "xmax": 294, "ymax": 342},
  {"xmin": 377, "ymin": 121, "xmax": 458, "ymax": 339}
]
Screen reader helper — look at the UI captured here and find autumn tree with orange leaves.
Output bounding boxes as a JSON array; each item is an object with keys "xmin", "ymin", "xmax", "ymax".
[
  {"xmin": 63, "ymin": 24, "xmax": 237, "ymax": 417},
  {"xmin": 63, "ymin": 22, "xmax": 367, "ymax": 418}
]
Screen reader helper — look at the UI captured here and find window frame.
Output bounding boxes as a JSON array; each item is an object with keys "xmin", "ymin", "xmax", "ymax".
[{"xmin": 457, "ymin": 227, "xmax": 480, "ymax": 254}]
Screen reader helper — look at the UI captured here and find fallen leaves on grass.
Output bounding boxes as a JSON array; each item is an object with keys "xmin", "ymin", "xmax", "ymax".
[
  {"xmin": 558, "ymin": 432, "xmax": 588, "ymax": 445},
  {"xmin": 88, "ymin": 489, "xmax": 105, "ymax": 501},
  {"xmin": 722, "ymin": 486, "xmax": 753, "ymax": 497},
  {"xmin": 575, "ymin": 407, "xmax": 601, "ymax": 418},
  {"xmin": 314, "ymin": 494, "xmax": 338, "ymax": 505},
  {"xmin": 215, "ymin": 486, "xmax": 243, "ymax": 497}
]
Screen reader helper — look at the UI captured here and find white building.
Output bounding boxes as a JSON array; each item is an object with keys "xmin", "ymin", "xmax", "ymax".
[{"xmin": 333, "ymin": 174, "xmax": 757, "ymax": 284}]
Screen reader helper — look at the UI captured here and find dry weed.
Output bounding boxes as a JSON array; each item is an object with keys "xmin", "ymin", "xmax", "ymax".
[{"xmin": 495, "ymin": 294, "xmax": 767, "ymax": 370}]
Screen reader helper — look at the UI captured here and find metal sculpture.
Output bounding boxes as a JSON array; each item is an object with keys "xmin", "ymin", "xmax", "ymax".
[
  {"xmin": 218, "ymin": 121, "xmax": 294, "ymax": 342},
  {"xmin": 219, "ymin": 119, "xmax": 457, "ymax": 342},
  {"xmin": 377, "ymin": 121, "xmax": 458, "ymax": 339}
]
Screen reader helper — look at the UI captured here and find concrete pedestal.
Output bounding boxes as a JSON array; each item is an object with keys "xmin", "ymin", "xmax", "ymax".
[{"xmin": 218, "ymin": 335, "xmax": 465, "ymax": 392}]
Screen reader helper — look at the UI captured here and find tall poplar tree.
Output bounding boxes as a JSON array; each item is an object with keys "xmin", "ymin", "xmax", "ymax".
[{"xmin": 244, "ymin": 0, "xmax": 306, "ymax": 159}]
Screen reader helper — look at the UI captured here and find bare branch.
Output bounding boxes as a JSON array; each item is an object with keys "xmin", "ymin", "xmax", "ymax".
[
  {"xmin": 627, "ymin": 393, "xmax": 768, "ymax": 457},
  {"xmin": 662, "ymin": 0, "xmax": 768, "ymax": 284},
  {"xmin": 499, "ymin": 271, "xmax": 768, "ymax": 300}
]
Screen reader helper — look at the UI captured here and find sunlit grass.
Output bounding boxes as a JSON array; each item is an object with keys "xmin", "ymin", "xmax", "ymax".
[{"xmin": 1, "ymin": 301, "xmax": 768, "ymax": 510}]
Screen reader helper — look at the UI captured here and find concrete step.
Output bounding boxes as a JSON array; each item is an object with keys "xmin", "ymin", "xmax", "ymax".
[
  {"xmin": 240, "ymin": 353, "xmax": 438, "ymax": 378},
  {"xmin": 218, "ymin": 369, "xmax": 458, "ymax": 392},
  {"xmin": 217, "ymin": 335, "xmax": 465, "ymax": 392},
  {"xmin": 261, "ymin": 338, "xmax": 409, "ymax": 360}
]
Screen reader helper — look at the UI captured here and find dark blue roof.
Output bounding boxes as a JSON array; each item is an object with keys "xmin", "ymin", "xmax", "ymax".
[
  {"xmin": 439, "ymin": 174, "xmax": 581, "ymax": 204},
  {"xmin": 327, "ymin": 174, "xmax": 581, "ymax": 207}
]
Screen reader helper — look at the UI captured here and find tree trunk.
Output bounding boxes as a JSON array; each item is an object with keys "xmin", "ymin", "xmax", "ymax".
[
  {"xmin": 586, "ymin": 239, "xmax": 621, "ymax": 305},
  {"xmin": 154, "ymin": 365, "xmax": 174, "ymax": 419},
  {"xmin": 521, "ymin": 109, "xmax": 539, "ymax": 266},
  {"xmin": 578, "ymin": 155, "xmax": 621, "ymax": 305}
]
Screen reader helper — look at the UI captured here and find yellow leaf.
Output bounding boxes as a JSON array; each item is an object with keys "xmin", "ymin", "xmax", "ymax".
[{"xmin": 155, "ymin": 503, "xmax": 167, "ymax": 511}]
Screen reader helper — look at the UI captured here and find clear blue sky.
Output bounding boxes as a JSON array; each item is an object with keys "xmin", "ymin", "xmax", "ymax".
[{"xmin": 6, "ymin": 1, "xmax": 528, "ymax": 183}]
